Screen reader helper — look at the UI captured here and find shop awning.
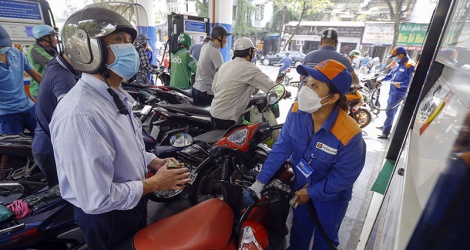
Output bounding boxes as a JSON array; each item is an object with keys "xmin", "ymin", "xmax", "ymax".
[{"xmin": 261, "ymin": 33, "xmax": 280, "ymax": 41}]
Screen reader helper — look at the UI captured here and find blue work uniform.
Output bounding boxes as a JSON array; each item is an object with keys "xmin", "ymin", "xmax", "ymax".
[
  {"xmin": 0, "ymin": 47, "xmax": 36, "ymax": 134},
  {"xmin": 279, "ymin": 56, "xmax": 292, "ymax": 73},
  {"xmin": 380, "ymin": 56, "xmax": 415, "ymax": 136},
  {"xmin": 257, "ymin": 102, "xmax": 366, "ymax": 250}
]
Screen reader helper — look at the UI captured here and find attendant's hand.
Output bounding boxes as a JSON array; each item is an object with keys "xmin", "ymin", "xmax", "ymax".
[
  {"xmin": 393, "ymin": 82, "xmax": 401, "ymax": 88},
  {"xmin": 142, "ymin": 162, "xmax": 190, "ymax": 195},
  {"xmin": 284, "ymin": 91, "xmax": 292, "ymax": 99},
  {"xmin": 294, "ymin": 187, "xmax": 310, "ymax": 205}
]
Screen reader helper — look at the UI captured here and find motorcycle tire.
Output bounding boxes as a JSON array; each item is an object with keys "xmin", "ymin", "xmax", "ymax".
[
  {"xmin": 148, "ymin": 186, "xmax": 184, "ymax": 203},
  {"xmin": 355, "ymin": 108, "xmax": 372, "ymax": 128},
  {"xmin": 188, "ymin": 162, "xmax": 227, "ymax": 206}
]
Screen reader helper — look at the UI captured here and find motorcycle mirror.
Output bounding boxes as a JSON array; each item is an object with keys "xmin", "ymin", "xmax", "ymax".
[
  {"xmin": 266, "ymin": 84, "xmax": 285, "ymax": 106},
  {"xmin": 169, "ymin": 133, "xmax": 194, "ymax": 148}
]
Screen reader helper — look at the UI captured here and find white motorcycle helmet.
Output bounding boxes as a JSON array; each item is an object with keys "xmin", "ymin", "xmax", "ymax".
[
  {"xmin": 233, "ymin": 37, "xmax": 256, "ymax": 51},
  {"xmin": 61, "ymin": 3, "xmax": 146, "ymax": 74}
]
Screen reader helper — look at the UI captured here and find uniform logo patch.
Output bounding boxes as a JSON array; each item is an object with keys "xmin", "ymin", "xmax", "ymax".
[{"xmin": 316, "ymin": 142, "xmax": 337, "ymax": 155}]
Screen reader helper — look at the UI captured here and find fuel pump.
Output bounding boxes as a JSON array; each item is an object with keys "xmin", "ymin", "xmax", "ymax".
[{"xmin": 166, "ymin": 13, "xmax": 209, "ymax": 71}]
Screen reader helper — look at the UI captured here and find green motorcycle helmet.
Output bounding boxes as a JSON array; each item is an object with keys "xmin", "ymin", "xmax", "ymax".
[
  {"xmin": 178, "ymin": 33, "xmax": 192, "ymax": 49},
  {"xmin": 349, "ymin": 49, "xmax": 361, "ymax": 58}
]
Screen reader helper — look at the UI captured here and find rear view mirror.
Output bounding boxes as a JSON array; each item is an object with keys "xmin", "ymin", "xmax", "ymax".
[
  {"xmin": 169, "ymin": 133, "xmax": 194, "ymax": 148},
  {"xmin": 266, "ymin": 84, "xmax": 285, "ymax": 105}
]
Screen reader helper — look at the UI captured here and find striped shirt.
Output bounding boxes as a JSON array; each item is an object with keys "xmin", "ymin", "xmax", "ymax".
[{"xmin": 50, "ymin": 73, "xmax": 156, "ymax": 214}]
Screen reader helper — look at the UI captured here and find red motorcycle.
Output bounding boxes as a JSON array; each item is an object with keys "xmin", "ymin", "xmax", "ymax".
[
  {"xmin": 116, "ymin": 163, "xmax": 294, "ymax": 250},
  {"xmin": 149, "ymin": 84, "xmax": 287, "ymax": 204}
]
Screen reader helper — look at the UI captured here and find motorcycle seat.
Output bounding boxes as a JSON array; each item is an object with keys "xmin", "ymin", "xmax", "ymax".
[
  {"xmin": 194, "ymin": 130, "xmax": 226, "ymax": 145},
  {"xmin": 163, "ymin": 103, "xmax": 211, "ymax": 116},
  {"xmin": 132, "ymin": 198, "xmax": 233, "ymax": 249},
  {"xmin": 165, "ymin": 86, "xmax": 193, "ymax": 97}
]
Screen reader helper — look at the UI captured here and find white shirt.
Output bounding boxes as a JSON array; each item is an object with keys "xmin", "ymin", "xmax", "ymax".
[
  {"xmin": 50, "ymin": 74, "xmax": 156, "ymax": 214},
  {"xmin": 210, "ymin": 57, "xmax": 276, "ymax": 121}
]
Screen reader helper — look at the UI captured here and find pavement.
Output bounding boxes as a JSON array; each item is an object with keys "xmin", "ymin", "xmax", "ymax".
[{"xmin": 148, "ymin": 64, "xmax": 392, "ymax": 250}]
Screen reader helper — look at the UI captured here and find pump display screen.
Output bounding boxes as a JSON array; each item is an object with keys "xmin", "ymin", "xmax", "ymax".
[
  {"xmin": 0, "ymin": 0, "xmax": 42, "ymax": 21},
  {"xmin": 185, "ymin": 20, "xmax": 206, "ymax": 33}
]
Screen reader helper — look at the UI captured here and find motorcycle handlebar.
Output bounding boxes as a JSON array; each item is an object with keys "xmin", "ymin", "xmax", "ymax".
[{"xmin": 271, "ymin": 124, "xmax": 284, "ymax": 130}]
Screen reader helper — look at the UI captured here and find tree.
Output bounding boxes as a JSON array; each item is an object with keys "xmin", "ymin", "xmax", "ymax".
[
  {"xmin": 232, "ymin": 0, "xmax": 256, "ymax": 37},
  {"xmin": 195, "ymin": 0, "xmax": 209, "ymax": 17},
  {"xmin": 274, "ymin": 0, "xmax": 332, "ymax": 51},
  {"xmin": 384, "ymin": 0, "xmax": 415, "ymax": 47}
]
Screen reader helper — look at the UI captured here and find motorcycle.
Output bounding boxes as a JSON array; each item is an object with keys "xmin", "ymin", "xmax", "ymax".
[
  {"xmin": 148, "ymin": 84, "xmax": 286, "ymax": 204},
  {"xmin": 345, "ymin": 87, "xmax": 372, "ymax": 128},
  {"xmin": 0, "ymin": 185, "xmax": 85, "ymax": 250},
  {"xmin": 360, "ymin": 73, "xmax": 381, "ymax": 115},
  {"xmin": 148, "ymin": 87, "xmax": 282, "ymax": 147},
  {"xmin": 116, "ymin": 162, "xmax": 294, "ymax": 250}
]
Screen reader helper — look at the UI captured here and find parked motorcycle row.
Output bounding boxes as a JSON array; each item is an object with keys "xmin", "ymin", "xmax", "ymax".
[{"xmin": 0, "ymin": 83, "xmax": 291, "ymax": 249}]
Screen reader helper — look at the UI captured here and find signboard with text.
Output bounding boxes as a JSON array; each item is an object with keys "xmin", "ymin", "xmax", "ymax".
[
  {"xmin": 397, "ymin": 23, "xmax": 428, "ymax": 49},
  {"xmin": 0, "ymin": 0, "xmax": 43, "ymax": 22},
  {"xmin": 362, "ymin": 23, "xmax": 394, "ymax": 46},
  {"xmin": 284, "ymin": 25, "xmax": 364, "ymax": 38}
]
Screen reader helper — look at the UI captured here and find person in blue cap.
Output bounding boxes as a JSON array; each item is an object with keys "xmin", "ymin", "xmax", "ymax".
[
  {"xmin": 376, "ymin": 46, "xmax": 415, "ymax": 139},
  {"xmin": 244, "ymin": 59, "xmax": 366, "ymax": 249}
]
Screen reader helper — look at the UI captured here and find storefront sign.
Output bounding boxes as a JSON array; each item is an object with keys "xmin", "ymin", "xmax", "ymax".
[
  {"xmin": 362, "ymin": 23, "xmax": 394, "ymax": 46},
  {"xmin": 397, "ymin": 23, "xmax": 428, "ymax": 48},
  {"xmin": 284, "ymin": 25, "xmax": 364, "ymax": 38}
]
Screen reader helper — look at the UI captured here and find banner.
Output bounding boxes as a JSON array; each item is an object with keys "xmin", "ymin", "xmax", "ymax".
[
  {"xmin": 362, "ymin": 23, "xmax": 394, "ymax": 46},
  {"xmin": 397, "ymin": 23, "xmax": 428, "ymax": 48}
]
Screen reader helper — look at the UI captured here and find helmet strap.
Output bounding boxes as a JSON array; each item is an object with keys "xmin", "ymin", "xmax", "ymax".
[
  {"xmin": 99, "ymin": 71, "xmax": 129, "ymax": 115},
  {"xmin": 216, "ymin": 35, "xmax": 224, "ymax": 48}
]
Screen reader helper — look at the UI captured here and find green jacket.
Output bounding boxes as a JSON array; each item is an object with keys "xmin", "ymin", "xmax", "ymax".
[
  {"xmin": 27, "ymin": 43, "xmax": 57, "ymax": 96},
  {"xmin": 169, "ymin": 47, "xmax": 197, "ymax": 90}
]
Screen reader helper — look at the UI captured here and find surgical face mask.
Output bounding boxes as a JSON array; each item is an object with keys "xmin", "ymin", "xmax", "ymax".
[
  {"xmin": 0, "ymin": 47, "xmax": 11, "ymax": 54},
  {"xmin": 107, "ymin": 43, "xmax": 140, "ymax": 81},
  {"xmin": 297, "ymin": 86, "xmax": 330, "ymax": 113},
  {"xmin": 393, "ymin": 57, "xmax": 400, "ymax": 63}
]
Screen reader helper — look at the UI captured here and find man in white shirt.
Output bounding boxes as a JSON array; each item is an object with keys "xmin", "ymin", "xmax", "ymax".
[{"xmin": 211, "ymin": 37, "xmax": 287, "ymax": 129}]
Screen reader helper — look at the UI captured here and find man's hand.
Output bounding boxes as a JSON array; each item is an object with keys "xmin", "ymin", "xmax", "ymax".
[
  {"xmin": 393, "ymin": 82, "xmax": 401, "ymax": 88},
  {"xmin": 376, "ymin": 79, "xmax": 382, "ymax": 85},
  {"xmin": 284, "ymin": 90, "xmax": 292, "ymax": 99},
  {"xmin": 294, "ymin": 187, "xmax": 310, "ymax": 205},
  {"xmin": 147, "ymin": 157, "xmax": 179, "ymax": 171},
  {"xmin": 142, "ymin": 162, "xmax": 191, "ymax": 195}
]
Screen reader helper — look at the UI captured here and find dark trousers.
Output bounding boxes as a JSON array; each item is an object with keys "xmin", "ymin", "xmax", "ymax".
[
  {"xmin": 192, "ymin": 88, "xmax": 213, "ymax": 106},
  {"xmin": 32, "ymin": 151, "xmax": 58, "ymax": 187},
  {"xmin": 212, "ymin": 117, "xmax": 236, "ymax": 130},
  {"xmin": 74, "ymin": 198, "xmax": 147, "ymax": 250}
]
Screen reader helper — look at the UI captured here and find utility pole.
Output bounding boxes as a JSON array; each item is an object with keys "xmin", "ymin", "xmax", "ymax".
[{"xmin": 277, "ymin": 1, "xmax": 286, "ymax": 53}]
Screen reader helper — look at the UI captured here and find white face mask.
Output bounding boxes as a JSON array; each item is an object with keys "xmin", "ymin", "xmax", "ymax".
[{"xmin": 298, "ymin": 86, "xmax": 330, "ymax": 113}]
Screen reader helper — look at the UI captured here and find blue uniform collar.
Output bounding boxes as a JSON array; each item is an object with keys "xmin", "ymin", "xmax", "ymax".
[
  {"xmin": 320, "ymin": 46, "xmax": 336, "ymax": 51},
  {"xmin": 399, "ymin": 56, "xmax": 409, "ymax": 64},
  {"xmin": 303, "ymin": 106, "xmax": 339, "ymax": 133}
]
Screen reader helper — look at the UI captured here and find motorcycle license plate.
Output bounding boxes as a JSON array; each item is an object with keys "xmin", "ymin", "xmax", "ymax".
[{"xmin": 189, "ymin": 172, "xmax": 198, "ymax": 185}]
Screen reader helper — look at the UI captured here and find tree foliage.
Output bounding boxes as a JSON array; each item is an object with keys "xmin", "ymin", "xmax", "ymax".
[
  {"xmin": 232, "ymin": 0, "xmax": 256, "ymax": 37},
  {"xmin": 271, "ymin": 0, "xmax": 332, "ymax": 32},
  {"xmin": 195, "ymin": 0, "xmax": 209, "ymax": 17},
  {"xmin": 384, "ymin": 0, "xmax": 415, "ymax": 47}
]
